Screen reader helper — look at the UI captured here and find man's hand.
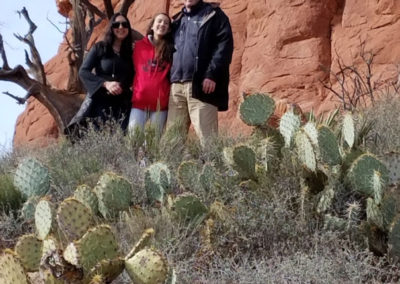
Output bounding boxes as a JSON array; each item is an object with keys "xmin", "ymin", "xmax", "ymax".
[
  {"xmin": 103, "ymin": 81, "xmax": 123, "ymax": 95},
  {"xmin": 202, "ymin": 78, "xmax": 216, "ymax": 94}
]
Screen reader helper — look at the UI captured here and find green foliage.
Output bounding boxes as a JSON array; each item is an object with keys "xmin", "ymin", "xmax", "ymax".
[
  {"xmin": 14, "ymin": 157, "xmax": 50, "ymax": 198},
  {"xmin": 172, "ymin": 193, "xmax": 208, "ymax": 223},
  {"xmin": 63, "ymin": 225, "xmax": 119, "ymax": 274},
  {"xmin": 240, "ymin": 93, "xmax": 275, "ymax": 126},
  {"xmin": 56, "ymin": 198, "xmax": 94, "ymax": 242},
  {"xmin": 125, "ymin": 248, "xmax": 169, "ymax": 284},
  {"xmin": 0, "ymin": 173, "xmax": 22, "ymax": 212},
  {"xmin": 318, "ymin": 126, "xmax": 342, "ymax": 166},
  {"xmin": 232, "ymin": 144, "xmax": 256, "ymax": 180},
  {"xmin": 347, "ymin": 153, "xmax": 389, "ymax": 196},
  {"xmin": 14, "ymin": 234, "xmax": 43, "ymax": 272},
  {"xmin": 73, "ymin": 184, "xmax": 99, "ymax": 215},
  {"xmin": 177, "ymin": 160, "xmax": 201, "ymax": 190},
  {"xmin": 295, "ymin": 130, "xmax": 316, "ymax": 172},
  {"xmin": 0, "ymin": 249, "xmax": 29, "ymax": 284},
  {"xmin": 94, "ymin": 172, "xmax": 132, "ymax": 218},
  {"xmin": 279, "ymin": 109, "xmax": 301, "ymax": 148},
  {"xmin": 144, "ymin": 162, "xmax": 171, "ymax": 204},
  {"xmin": 21, "ymin": 196, "xmax": 40, "ymax": 222},
  {"xmin": 34, "ymin": 199, "xmax": 55, "ymax": 240}
]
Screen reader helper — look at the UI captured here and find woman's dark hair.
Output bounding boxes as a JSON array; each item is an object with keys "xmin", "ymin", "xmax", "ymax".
[
  {"xmin": 103, "ymin": 13, "xmax": 133, "ymax": 60},
  {"xmin": 146, "ymin": 13, "xmax": 174, "ymax": 64}
]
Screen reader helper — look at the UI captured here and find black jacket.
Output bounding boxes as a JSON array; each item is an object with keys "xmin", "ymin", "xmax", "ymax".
[
  {"xmin": 171, "ymin": 2, "xmax": 234, "ymax": 111},
  {"xmin": 65, "ymin": 41, "xmax": 133, "ymax": 135}
]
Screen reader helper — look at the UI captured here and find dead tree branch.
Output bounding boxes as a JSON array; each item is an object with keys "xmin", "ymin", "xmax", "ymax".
[
  {"xmin": 0, "ymin": 34, "xmax": 10, "ymax": 70},
  {"xmin": 3, "ymin": 91, "xmax": 29, "ymax": 105},
  {"xmin": 81, "ymin": 0, "xmax": 106, "ymax": 19},
  {"xmin": 103, "ymin": 0, "xmax": 114, "ymax": 19},
  {"xmin": 119, "ymin": 0, "xmax": 135, "ymax": 16},
  {"xmin": 14, "ymin": 7, "xmax": 47, "ymax": 86},
  {"xmin": 320, "ymin": 46, "xmax": 377, "ymax": 111}
]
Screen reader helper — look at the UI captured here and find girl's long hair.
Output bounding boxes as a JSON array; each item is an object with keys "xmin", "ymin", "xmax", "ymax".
[
  {"xmin": 146, "ymin": 13, "xmax": 174, "ymax": 64},
  {"xmin": 103, "ymin": 13, "xmax": 133, "ymax": 60}
]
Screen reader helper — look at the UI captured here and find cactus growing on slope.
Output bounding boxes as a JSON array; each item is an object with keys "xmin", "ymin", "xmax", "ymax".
[{"xmin": 14, "ymin": 157, "xmax": 50, "ymax": 198}]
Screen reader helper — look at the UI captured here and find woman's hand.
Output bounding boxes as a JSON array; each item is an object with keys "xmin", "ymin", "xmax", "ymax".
[{"xmin": 103, "ymin": 81, "xmax": 123, "ymax": 95}]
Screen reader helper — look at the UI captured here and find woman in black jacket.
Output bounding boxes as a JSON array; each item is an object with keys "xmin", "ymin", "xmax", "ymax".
[{"xmin": 66, "ymin": 13, "xmax": 134, "ymax": 136}]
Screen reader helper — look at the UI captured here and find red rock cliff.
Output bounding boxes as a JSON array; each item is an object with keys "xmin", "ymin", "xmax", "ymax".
[{"xmin": 13, "ymin": 0, "xmax": 400, "ymax": 146}]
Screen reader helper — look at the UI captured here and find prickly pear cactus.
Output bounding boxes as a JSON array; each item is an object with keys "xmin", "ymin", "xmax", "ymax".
[
  {"xmin": 172, "ymin": 193, "xmax": 208, "ymax": 223},
  {"xmin": 177, "ymin": 160, "xmax": 201, "ymax": 190},
  {"xmin": 382, "ymin": 187, "xmax": 400, "ymax": 231},
  {"xmin": 21, "ymin": 196, "xmax": 40, "ymax": 222},
  {"xmin": 318, "ymin": 126, "xmax": 341, "ymax": 166},
  {"xmin": 73, "ymin": 184, "xmax": 99, "ymax": 215},
  {"xmin": 14, "ymin": 157, "xmax": 50, "ymax": 198},
  {"xmin": 366, "ymin": 198, "xmax": 384, "ymax": 230},
  {"xmin": 35, "ymin": 199, "xmax": 56, "ymax": 240},
  {"xmin": 295, "ymin": 130, "xmax": 316, "ymax": 172},
  {"xmin": 125, "ymin": 248, "xmax": 169, "ymax": 284},
  {"xmin": 382, "ymin": 152, "xmax": 400, "ymax": 186},
  {"xmin": 94, "ymin": 172, "xmax": 132, "ymax": 219},
  {"xmin": 323, "ymin": 214, "xmax": 347, "ymax": 231},
  {"xmin": 144, "ymin": 162, "xmax": 171, "ymax": 204},
  {"xmin": 57, "ymin": 198, "xmax": 94, "ymax": 242},
  {"xmin": 303, "ymin": 122, "xmax": 319, "ymax": 148},
  {"xmin": 63, "ymin": 225, "xmax": 119, "ymax": 274},
  {"xmin": 232, "ymin": 145, "xmax": 256, "ymax": 180},
  {"xmin": 84, "ymin": 257, "xmax": 124, "ymax": 284},
  {"xmin": 199, "ymin": 163, "xmax": 217, "ymax": 191},
  {"xmin": 279, "ymin": 109, "xmax": 301, "ymax": 148},
  {"xmin": 342, "ymin": 112, "xmax": 355, "ymax": 148},
  {"xmin": 125, "ymin": 228, "xmax": 155, "ymax": 260},
  {"xmin": 388, "ymin": 214, "xmax": 400, "ymax": 262},
  {"xmin": 316, "ymin": 187, "xmax": 335, "ymax": 214},
  {"xmin": 347, "ymin": 153, "xmax": 389, "ymax": 197},
  {"xmin": 14, "ymin": 234, "xmax": 43, "ymax": 272},
  {"xmin": 239, "ymin": 93, "xmax": 275, "ymax": 126},
  {"xmin": 0, "ymin": 249, "xmax": 29, "ymax": 284}
]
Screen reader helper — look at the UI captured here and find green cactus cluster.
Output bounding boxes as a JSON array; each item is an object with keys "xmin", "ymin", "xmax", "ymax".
[
  {"xmin": 144, "ymin": 162, "xmax": 171, "ymax": 204},
  {"xmin": 73, "ymin": 184, "xmax": 99, "ymax": 215},
  {"xmin": 94, "ymin": 172, "xmax": 132, "ymax": 218},
  {"xmin": 14, "ymin": 157, "xmax": 50, "ymax": 198}
]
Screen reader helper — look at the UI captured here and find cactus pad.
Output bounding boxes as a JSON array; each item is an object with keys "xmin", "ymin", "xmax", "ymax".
[
  {"xmin": 177, "ymin": 160, "xmax": 201, "ymax": 190},
  {"xmin": 21, "ymin": 196, "xmax": 40, "ymax": 222},
  {"xmin": 84, "ymin": 257, "xmax": 124, "ymax": 284},
  {"xmin": 342, "ymin": 113, "xmax": 355, "ymax": 148},
  {"xmin": 199, "ymin": 163, "xmax": 217, "ymax": 191},
  {"xmin": 318, "ymin": 126, "xmax": 341, "ymax": 166},
  {"xmin": 279, "ymin": 109, "xmax": 301, "ymax": 148},
  {"xmin": 63, "ymin": 225, "xmax": 119, "ymax": 274},
  {"xmin": 172, "ymin": 193, "xmax": 208, "ymax": 223},
  {"xmin": 144, "ymin": 162, "xmax": 171, "ymax": 204},
  {"xmin": 125, "ymin": 248, "xmax": 169, "ymax": 284},
  {"xmin": 56, "ymin": 198, "xmax": 94, "ymax": 242},
  {"xmin": 232, "ymin": 145, "xmax": 256, "ymax": 180},
  {"xmin": 0, "ymin": 249, "xmax": 28, "ymax": 284},
  {"xmin": 35, "ymin": 199, "xmax": 56, "ymax": 240},
  {"xmin": 239, "ymin": 93, "xmax": 275, "ymax": 126},
  {"xmin": 14, "ymin": 234, "xmax": 43, "ymax": 272},
  {"xmin": 14, "ymin": 157, "xmax": 50, "ymax": 198},
  {"xmin": 366, "ymin": 198, "xmax": 384, "ymax": 229},
  {"xmin": 73, "ymin": 184, "xmax": 99, "ymax": 215},
  {"xmin": 347, "ymin": 153, "xmax": 389, "ymax": 196},
  {"xmin": 382, "ymin": 187, "xmax": 400, "ymax": 231},
  {"xmin": 295, "ymin": 130, "xmax": 316, "ymax": 172},
  {"xmin": 382, "ymin": 152, "xmax": 400, "ymax": 186},
  {"xmin": 388, "ymin": 214, "xmax": 400, "ymax": 262},
  {"xmin": 94, "ymin": 172, "xmax": 132, "ymax": 218}
]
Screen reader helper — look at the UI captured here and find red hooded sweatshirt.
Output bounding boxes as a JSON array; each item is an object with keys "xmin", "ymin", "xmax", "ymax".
[{"xmin": 131, "ymin": 36, "xmax": 171, "ymax": 111}]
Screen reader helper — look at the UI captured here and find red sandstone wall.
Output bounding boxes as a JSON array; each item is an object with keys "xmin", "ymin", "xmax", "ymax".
[{"xmin": 13, "ymin": 0, "xmax": 400, "ymax": 146}]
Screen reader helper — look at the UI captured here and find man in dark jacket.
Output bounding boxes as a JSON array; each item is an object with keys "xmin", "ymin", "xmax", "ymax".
[{"xmin": 166, "ymin": 0, "xmax": 234, "ymax": 144}]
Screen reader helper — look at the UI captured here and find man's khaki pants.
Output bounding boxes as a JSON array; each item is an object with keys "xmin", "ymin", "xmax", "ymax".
[{"xmin": 166, "ymin": 82, "xmax": 218, "ymax": 144}]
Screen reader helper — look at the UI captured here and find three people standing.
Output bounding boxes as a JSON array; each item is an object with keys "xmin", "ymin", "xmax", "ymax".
[{"xmin": 68, "ymin": 1, "xmax": 233, "ymax": 144}]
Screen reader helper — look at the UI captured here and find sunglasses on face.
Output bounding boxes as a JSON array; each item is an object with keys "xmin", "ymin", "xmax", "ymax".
[{"xmin": 112, "ymin": 21, "xmax": 129, "ymax": 29}]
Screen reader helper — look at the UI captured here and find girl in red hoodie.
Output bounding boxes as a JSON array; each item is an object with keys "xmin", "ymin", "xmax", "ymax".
[{"xmin": 128, "ymin": 13, "xmax": 174, "ymax": 134}]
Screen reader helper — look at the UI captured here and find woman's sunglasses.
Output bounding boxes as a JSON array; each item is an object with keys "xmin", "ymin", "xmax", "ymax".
[{"xmin": 112, "ymin": 21, "xmax": 129, "ymax": 29}]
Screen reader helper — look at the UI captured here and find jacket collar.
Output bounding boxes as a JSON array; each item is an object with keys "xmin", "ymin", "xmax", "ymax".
[{"xmin": 183, "ymin": 1, "xmax": 204, "ymax": 16}]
